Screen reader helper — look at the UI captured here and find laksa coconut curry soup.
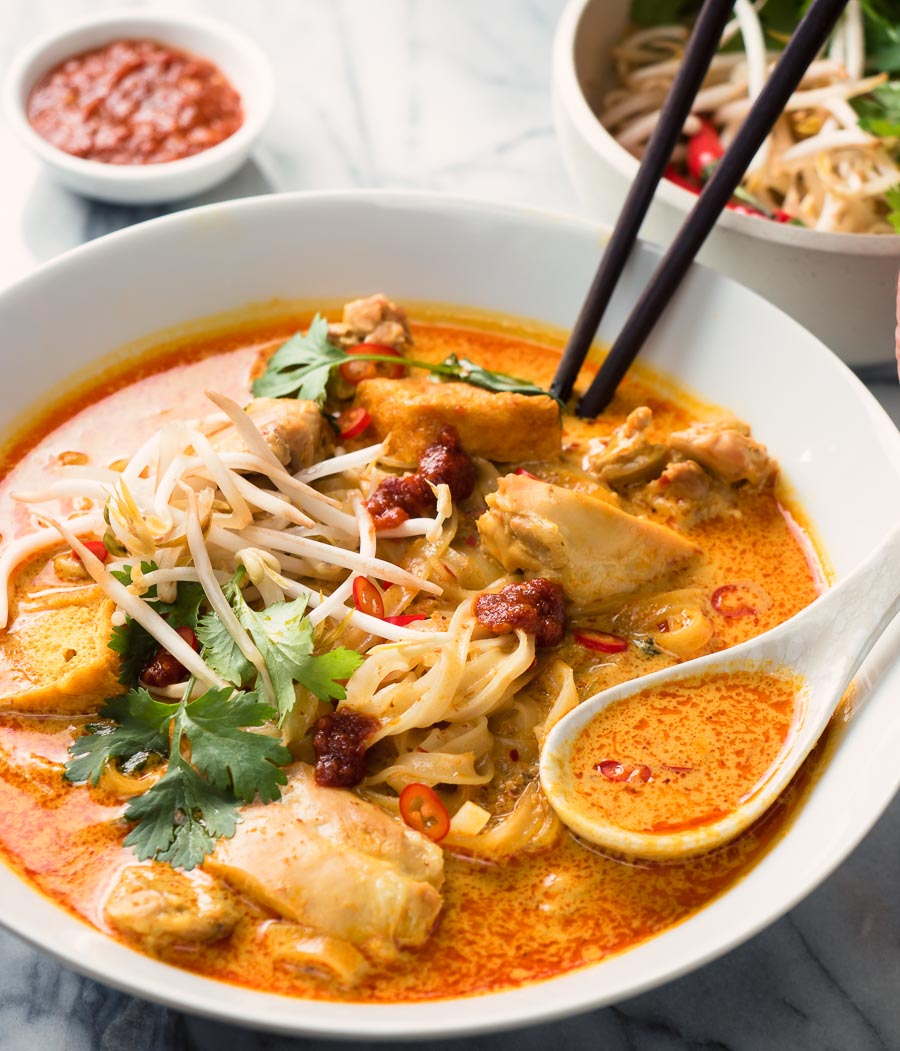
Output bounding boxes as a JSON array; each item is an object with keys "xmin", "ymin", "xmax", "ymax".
[{"xmin": 0, "ymin": 295, "xmax": 827, "ymax": 1001}]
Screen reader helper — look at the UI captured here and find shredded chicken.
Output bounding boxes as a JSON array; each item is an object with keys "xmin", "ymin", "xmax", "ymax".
[
  {"xmin": 328, "ymin": 293, "xmax": 412, "ymax": 350},
  {"xmin": 105, "ymin": 864, "xmax": 241, "ymax": 950},
  {"xmin": 208, "ymin": 397, "xmax": 334, "ymax": 473},
  {"xmin": 584, "ymin": 407, "xmax": 670, "ymax": 491},
  {"xmin": 668, "ymin": 420, "xmax": 777, "ymax": 489},
  {"xmin": 636, "ymin": 460, "xmax": 737, "ymax": 527},
  {"xmin": 477, "ymin": 474, "xmax": 698, "ymax": 605},
  {"xmin": 206, "ymin": 764, "xmax": 444, "ymax": 963}
]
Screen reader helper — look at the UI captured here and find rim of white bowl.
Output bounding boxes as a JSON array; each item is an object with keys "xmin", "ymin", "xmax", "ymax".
[
  {"xmin": 552, "ymin": 0, "xmax": 900, "ymax": 257},
  {"xmin": 1, "ymin": 8, "xmax": 274, "ymax": 188},
  {"xmin": 0, "ymin": 190, "xmax": 897, "ymax": 1040}
]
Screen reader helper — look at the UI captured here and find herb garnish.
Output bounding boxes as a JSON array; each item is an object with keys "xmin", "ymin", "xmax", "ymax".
[
  {"xmin": 633, "ymin": 637, "xmax": 662, "ymax": 658},
  {"xmin": 108, "ymin": 562, "xmax": 204, "ymax": 686},
  {"xmin": 67, "ymin": 570, "xmax": 363, "ymax": 869},
  {"xmin": 852, "ymin": 82, "xmax": 900, "ymax": 138},
  {"xmin": 197, "ymin": 577, "xmax": 363, "ymax": 725},
  {"xmin": 252, "ymin": 314, "xmax": 563, "ymax": 408}
]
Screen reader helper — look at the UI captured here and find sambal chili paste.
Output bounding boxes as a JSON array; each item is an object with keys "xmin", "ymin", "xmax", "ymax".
[{"xmin": 26, "ymin": 38, "xmax": 243, "ymax": 165}]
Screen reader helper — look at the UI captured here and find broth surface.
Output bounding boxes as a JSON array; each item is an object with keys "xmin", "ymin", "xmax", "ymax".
[
  {"xmin": 568, "ymin": 670, "xmax": 798, "ymax": 833},
  {"xmin": 0, "ymin": 313, "xmax": 824, "ymax": 1002}
]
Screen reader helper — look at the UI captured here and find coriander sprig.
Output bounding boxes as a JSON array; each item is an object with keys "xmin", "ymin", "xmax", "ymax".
[
  {"xmin": 66, "ymin": 572, "xmax": 362, "ymax": 870},
  {"xmin": 251, "ymin": 314, "xmax": 564, "ymax": 408}
]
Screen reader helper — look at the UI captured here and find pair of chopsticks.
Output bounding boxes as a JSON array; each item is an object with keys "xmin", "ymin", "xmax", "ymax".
[{"xmin": 550, "ymin": 0, "xmax": 850, "ymax": 417}]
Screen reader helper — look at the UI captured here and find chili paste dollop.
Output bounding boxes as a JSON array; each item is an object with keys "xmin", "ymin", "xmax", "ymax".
[{"xmin": 27, "ymin": 38, "xmax": 243, "ymax": 165}]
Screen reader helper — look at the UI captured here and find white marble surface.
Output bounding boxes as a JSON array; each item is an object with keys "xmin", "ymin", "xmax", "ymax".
[{"xmin": 0, "ymin": 1, "xmax": 898, "ymax": 1049}]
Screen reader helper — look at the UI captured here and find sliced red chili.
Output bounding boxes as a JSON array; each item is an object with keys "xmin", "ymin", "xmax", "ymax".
[
  {"xmin": 382, "ymin": 613, "xmax": 428, "ymax": 626},
  {"xmin": 513, "ymin": 467, "xmax": 539, "ymax": 479},
  {"xmin": 664, "ymin": 165, "xmax": 701, "ymax": 193},
  {"xmin": 73, "ymin": 539, "xmax": 109, "ymax": 563},
  {"xmin": 337, "ymin": 406, "xmax": 372, "ymax": 440},
  {"xmin": 595, "ymin": 760, "xmax": 652, "ymax": 783},
  {"xmin": 574, "ymin": 629, "xmax": 628, "ymax": 654},
  {"xmin": 711, "ymin": 582, "xmax": 770, "ymax": 618},
  {"xmin": 352, "ymin": 577, "xmax": 385, "ymax": 619},
  {"xmin": 175, "ymin": 626, "xmax": 200, "ymax": 651},
  {"xmin": 727, "ymin": 202, "xmax": 764, "ymax": 218},
  {"xmin": 595, "ymin": 760, "xmax": 628, "ymax": 781},
  {"xmin": 686, "ymin": 119, "xmax": 724, "ymax": 180},
  {"xmin": 398, "ymin": 782, "xmax": 450, "ymax": 842}
]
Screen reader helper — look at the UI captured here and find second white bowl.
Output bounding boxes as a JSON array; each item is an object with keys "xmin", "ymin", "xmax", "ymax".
[{"xmin": 552, "ymin": 0, "xmax": 900, "ymax": 368}]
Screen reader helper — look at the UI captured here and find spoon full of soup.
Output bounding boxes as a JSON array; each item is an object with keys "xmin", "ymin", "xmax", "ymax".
[{"xmin": 540, "ymin": 523, "xmax": 900, "ymax": 861}]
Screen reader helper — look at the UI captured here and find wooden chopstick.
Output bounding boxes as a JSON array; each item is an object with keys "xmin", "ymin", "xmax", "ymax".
[
  {"xmin": 569, "ymin": 0, "xmax": 850, "ymax": 418},
  {"xmin": 550, "ymin": 0, "xmax": 733, "ymax": 405}
]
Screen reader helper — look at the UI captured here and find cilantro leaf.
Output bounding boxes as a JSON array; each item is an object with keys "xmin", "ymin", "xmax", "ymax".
[
  {"xmin": 65, "ymin": 689, "xmax": 176, "ymax": 785},
  {"xmin": 230, "ymin": 589, "xmax": 363, "ymax": 723},
  {"xmin": 196, "ymin": 586, "xmax": 254, "ymax": 688},
  {"xmin": 292, "ymin": 645, "xmax": 364, "ymax": 706},
  {"xmin": 109, "ymin": 619, "xmax": 159, "ymax": 687},
  {"xmin": 123, "ymin": 751, "xmax": 241, "ymax": 871},
  {"xmin": 251, "ymin": 315, "xmax": 563, "ymax": 409},
  {"xmin": 886, "ymin": 186, "xmax": 900, "ymax": 232},
  {"xmin": 251, "ymin": 314, "xmax": 344, "ymax": 404},
  {"xmin": 178, "ymin": 688, "xmax": 290, "ymax": 803},
  {"xmin": 107, "ymin": 563, "xmax": 205, "ymax": 685},
  {"xmin": 437, "ymin": 354, "xmax": 565, "ymax": 407},
  {"xmin": 853, "ymin": 83, "xmax": 900, "ymax": 137}
]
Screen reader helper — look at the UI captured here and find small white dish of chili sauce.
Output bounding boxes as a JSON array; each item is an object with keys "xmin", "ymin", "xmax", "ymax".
[{"xmin": 3, "ymin": 10, "xmax": 274, "ymax": 204}]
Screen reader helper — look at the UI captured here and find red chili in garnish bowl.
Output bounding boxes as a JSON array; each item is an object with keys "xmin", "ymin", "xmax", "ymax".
[{"xmin": 6, "ymin": 13, "xmax": 275, "ymax": 204}]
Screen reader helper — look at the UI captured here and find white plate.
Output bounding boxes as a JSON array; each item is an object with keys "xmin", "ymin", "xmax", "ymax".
[{"xmin": 0, "ymin": 191, "xmax": 897, "ymax": 1039}]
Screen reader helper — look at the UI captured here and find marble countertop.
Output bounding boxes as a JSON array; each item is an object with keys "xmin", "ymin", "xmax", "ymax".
[{"xmin": 0, "ymin": 2, "xmax": 898, "ymax": 1049}]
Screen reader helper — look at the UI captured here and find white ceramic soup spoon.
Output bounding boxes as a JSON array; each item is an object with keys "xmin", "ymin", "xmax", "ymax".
[{"xmin": 540, "ymin": 523, "xmax": 900, "ymax": 861}]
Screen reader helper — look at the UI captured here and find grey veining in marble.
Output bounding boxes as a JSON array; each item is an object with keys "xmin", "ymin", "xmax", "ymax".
[{"xmin": 0, "ymin": 2, "xmax": 898, "ymax": 1049}]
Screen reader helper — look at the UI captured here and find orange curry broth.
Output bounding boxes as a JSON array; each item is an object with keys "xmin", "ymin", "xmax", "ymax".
[
  {"xmin": 0, "ymin": 313, "xmax": 826, "ymax": 1002},
  {"xmin": 568, "ymin": 670, "xmax": 798, "ymax": 834}
]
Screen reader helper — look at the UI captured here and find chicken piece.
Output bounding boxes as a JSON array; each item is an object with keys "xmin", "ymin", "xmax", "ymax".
[
  {"xmin": 206, "ymin": 764, "xmax": 444, "ymax": 963},
  {"xmin": 477, "ymin": 474, "xmax": 698, "ymax": 605},
  {"xmin": 0, "ymin": 578, "xmax": 122, "ymax": 714},
  {"xmin": 355, "ymin": 378, "xmax": 562, "ymax": 466},
  {"xmin": 584, "ymin": 407, "xmax": 670, "ymax": 491},
  {"xmin": 637, "ymin": 460, "xmax": 737, "ymax": 527},
  {"xmin": 328, "ymin": 293, "xmax": 412, "ymax": 350},
  {"xmin": 668, "ymin": 419, "xmax": 776, "ymax": 488},
  {"xmin": 209, "ymin": 398, "xmax": 334, "ymax": 472},
  {"xmin": 105, "ymin": 864, "xmax": 241, "ymax": 951}
]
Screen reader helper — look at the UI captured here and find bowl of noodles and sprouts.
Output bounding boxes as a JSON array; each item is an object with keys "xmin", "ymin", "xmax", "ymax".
[{"xmin": 552, "ymin": 0, "xmax": 900, "ymax": 369}]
